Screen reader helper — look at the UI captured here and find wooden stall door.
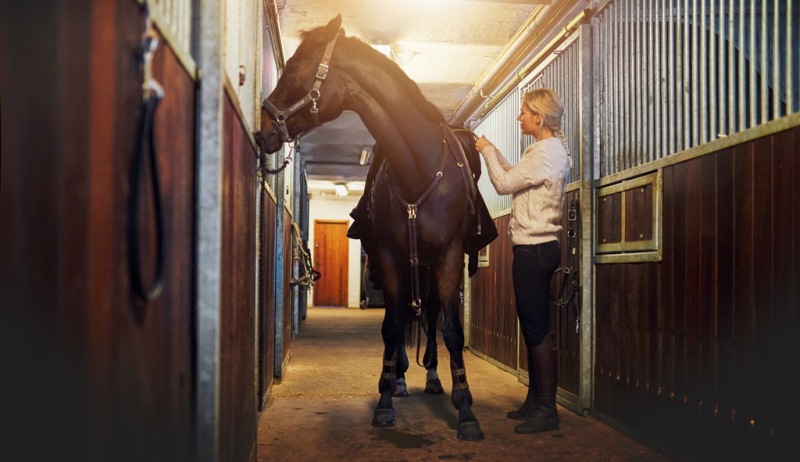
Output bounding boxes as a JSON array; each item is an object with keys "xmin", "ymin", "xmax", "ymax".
[{"xmin": 313, "ymin": 220, "xmax": 349, "ymax": 306}]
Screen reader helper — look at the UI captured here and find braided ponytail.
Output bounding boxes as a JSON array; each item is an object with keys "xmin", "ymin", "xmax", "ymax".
[
  {"xmin": 523, "ymin": 88, "xmax": 571, "ymax": 166},
  {"xmin": 555, "ymin": 129, "xmax": 570, "ymax": 158}
]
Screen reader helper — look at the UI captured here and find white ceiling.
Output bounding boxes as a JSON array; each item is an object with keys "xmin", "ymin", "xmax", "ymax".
[{"xmin": 272, "ymin": 0, "xmax": 578, "ymax": 193}]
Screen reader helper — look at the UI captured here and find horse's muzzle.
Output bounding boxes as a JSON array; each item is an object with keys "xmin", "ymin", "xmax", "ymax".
[{"xmin": 255, "ymin": 125, "xmax": 286, "ymax": 154}]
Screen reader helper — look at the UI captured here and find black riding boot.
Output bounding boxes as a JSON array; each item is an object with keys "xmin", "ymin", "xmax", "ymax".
[
  {"xmin": 514, "ymin": 333, "xmax": 559, "ymax": 434},
  {"xmin": 507, "ymin": 350, "xmax": 536, "ymax": 420}
]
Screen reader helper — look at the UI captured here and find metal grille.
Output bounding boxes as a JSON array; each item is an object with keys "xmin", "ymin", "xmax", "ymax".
[
  {"xmin": 595, "ymin": 0, "xmax": 800, "ymax": 176},
  {"xmin": 225, "ymin": 0, "xmax": 261, "ymax": 132},
  {"xmin": 473, "ymin": 38, "xmax": 582, "ymax": 216},
  {"xmin": 522, "ymin": 39, "xmax": 582, "ymax": 186},
  {"xmin": 474, "ymin": 88, "xmax": 520, "ymax": 214}
]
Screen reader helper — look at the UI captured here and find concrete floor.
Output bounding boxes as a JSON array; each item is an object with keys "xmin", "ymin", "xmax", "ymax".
[{"xmin": 257, "ymin": 307, "xmax": 671, "ymax": 462}]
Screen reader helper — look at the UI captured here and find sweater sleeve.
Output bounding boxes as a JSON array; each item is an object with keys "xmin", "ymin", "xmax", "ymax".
[{"xmin": 481, "ymin": 143, "xmax": 556, "ymax": 195}]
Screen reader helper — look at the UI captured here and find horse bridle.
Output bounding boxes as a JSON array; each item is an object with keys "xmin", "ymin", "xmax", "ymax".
[{"xmin": 261, "ymin": 29, "xmax": 343, "ymax": 143}]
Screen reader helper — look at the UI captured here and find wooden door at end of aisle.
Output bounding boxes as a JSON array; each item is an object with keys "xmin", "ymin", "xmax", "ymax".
[{"xmin": 313, "ymin": 220, "xmax": 348, "ymax": 307}]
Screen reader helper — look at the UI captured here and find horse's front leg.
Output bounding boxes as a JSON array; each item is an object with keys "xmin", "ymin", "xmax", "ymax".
[
  {"xmin": 372, "ymin": 289, "xmax": 407, "ymax": 427},
  {"xmin": 443, "ymin": 324, "xmax": 483, "ymax": 441},
  {"xmin": 423, "ymin": 295, "xmax": 444, "ymax": 394},
  {"xmin": 393, "ymin": 345, "xmax": 409, "ymax": 397},
  {"xmin": 438, "ymin": 247, "xmax": 484, "ymax": 441}
]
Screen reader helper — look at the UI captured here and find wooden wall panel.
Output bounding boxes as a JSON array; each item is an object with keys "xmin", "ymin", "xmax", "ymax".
[
  {"xmin": 469, "ymin": 214, "xmax": 518, "ymax": 370},
  {"xmin": 1, "ymin": 1, "xmax": 196, "ymax": 460},
  {"xmin": 258, "ymin": 190, "xmax": 277, "ymax": 406},
  {"xmin": 698, "ymin": 152, "xmax": 719, "ymax": 415},
  {"xmin": 624, "ymin": 185, "xmax": 653, "ymax": 241},
  {"xmin": 219, "ymin": 97, "xmax": 257, "ymax": 462},
  {"xmin": 594, "ymin": 126, "xmax": 799, "ymax": 460},
  {"xmin": 767, "ymin": 127, "xmax": 799, "ymax": 442},
  {"xmin": 283, "ymin": 207, "xmax": 293, "ymax": 364}
]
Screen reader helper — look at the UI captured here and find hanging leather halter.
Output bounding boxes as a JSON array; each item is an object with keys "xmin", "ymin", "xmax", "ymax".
[
  {"xmin": 260, "ymin": 29, "xmax": 343, "ymax": 143},
  {"xmin": 128, "ymin": 11, "xmax": 165, "ymax": 302}
]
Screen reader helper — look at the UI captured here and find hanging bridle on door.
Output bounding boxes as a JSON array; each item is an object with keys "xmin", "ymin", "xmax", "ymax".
[{"xmin": 552, "ymin": 197, "xmax": 581, "ymax": 333}]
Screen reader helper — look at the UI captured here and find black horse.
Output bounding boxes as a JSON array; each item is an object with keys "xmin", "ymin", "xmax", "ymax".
[{"xmin": 257, "ymin": 14, "xmax": 496, "ymax": 441}]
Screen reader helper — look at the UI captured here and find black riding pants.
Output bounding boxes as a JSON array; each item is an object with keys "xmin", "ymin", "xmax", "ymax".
[{"xmin": 512, "ymin": 240, "xmax": 561, "ymax": 348}]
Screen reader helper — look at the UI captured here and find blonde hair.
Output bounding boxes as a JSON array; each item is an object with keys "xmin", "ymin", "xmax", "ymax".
[{"xmin": 522, "ymin": 88, "xmax": 569, "ymax": 155}]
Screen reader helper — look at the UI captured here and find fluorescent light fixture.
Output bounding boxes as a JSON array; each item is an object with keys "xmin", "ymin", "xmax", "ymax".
[
  {"xmin": 359, "ymin": 147, "xmax": 372, "ymax": 166},
  {"xmin": 334, "ymin": 183, "xmax": 348, "ymax": 197}
]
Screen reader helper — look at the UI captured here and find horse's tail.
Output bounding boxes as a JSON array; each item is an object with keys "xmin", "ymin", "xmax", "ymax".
[{"xmin": 403, "ymin": 312, "xmax": 418, "ymax": 350}]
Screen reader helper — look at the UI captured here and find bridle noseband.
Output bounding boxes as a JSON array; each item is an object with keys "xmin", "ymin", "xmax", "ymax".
[{"xmin": 261, "ymin": 29, "xmax": 343, "ymax": 143}]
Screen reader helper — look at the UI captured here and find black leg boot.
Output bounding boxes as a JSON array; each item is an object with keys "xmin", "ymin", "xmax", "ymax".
[
  {"xmin": 514, "ymin": 333, "xmax": 559, "ymax": 434},
  {"xmin": 507, "ymin": 349, "xmax": 536, "ymax": 420}
]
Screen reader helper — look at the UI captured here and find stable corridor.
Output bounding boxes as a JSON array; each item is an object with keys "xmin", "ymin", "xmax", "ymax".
[{"xmin": 256, "ymin": 307, "xmax": 670, "ymax": 461}]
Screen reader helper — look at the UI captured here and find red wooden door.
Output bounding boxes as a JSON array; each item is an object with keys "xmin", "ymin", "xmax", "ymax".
[{"xmin": 313, "ymin": 220, "xmax": 349, "ymax": 306}]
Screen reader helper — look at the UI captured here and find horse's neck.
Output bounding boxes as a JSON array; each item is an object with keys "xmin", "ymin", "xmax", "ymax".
[
  {"xmin": 370, "ymin": 118, "xmax": 442, "ymax": 198},
  {"xmin": 346, "ymin": 74, "xmax": 443, "ymax": 195}
]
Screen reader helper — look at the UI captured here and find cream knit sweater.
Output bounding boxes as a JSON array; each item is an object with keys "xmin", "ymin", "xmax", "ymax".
[{"xmin": 480, "ymin": 137, "xmax": 571, "ymax": 247}]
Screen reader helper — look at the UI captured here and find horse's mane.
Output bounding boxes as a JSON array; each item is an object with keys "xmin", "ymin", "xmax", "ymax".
[{"xmin": 298, "ymin": 26, "xmax": 446, "ymax": 125}]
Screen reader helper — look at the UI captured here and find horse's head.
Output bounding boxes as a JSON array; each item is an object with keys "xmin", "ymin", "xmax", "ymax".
[{"xmin": 258, "ymin": 14, "xmax": 348, "ymax": 153}]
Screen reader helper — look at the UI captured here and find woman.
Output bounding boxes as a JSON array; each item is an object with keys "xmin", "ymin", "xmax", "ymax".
[{"xmin": 475, "ymin": 88, "xmax": 571, "ymax": 434}]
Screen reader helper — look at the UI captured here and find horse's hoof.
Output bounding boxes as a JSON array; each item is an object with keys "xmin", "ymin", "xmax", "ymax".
[
  {"xmin": 424, "ymin": 378, "xmax": 444, "ymax": 394},
  {"xmin": 457, "ymin": 421, "xmax": 485, "ymax": 441},
  {"xmin": 371, "ymin": 408, "xmax": 396, "ymax": 427}
]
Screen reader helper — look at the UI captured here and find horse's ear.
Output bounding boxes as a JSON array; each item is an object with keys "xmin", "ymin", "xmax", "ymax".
[{"xmin": 326, "ymin": 14, "xmax": 342, "ymax": 35}]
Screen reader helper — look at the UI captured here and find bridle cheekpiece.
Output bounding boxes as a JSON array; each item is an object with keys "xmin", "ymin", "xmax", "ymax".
[{"xmin": 261, "ymin": 29, "xmax": 343, "ymax": 143}]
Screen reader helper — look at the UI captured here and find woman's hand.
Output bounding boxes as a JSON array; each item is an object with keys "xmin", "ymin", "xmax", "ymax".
[{"xmin": 475, "ymin": 135, "xmax": 493, "ymax": 153}]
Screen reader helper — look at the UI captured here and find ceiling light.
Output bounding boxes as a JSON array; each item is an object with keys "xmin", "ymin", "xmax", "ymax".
[
  {"xmin": 334, "ymin": 183, "xmax": 349, "ymax": 197},
  {"xmin": 359, "ymin": 147, "xmax": 372, "ymax": 166}
]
